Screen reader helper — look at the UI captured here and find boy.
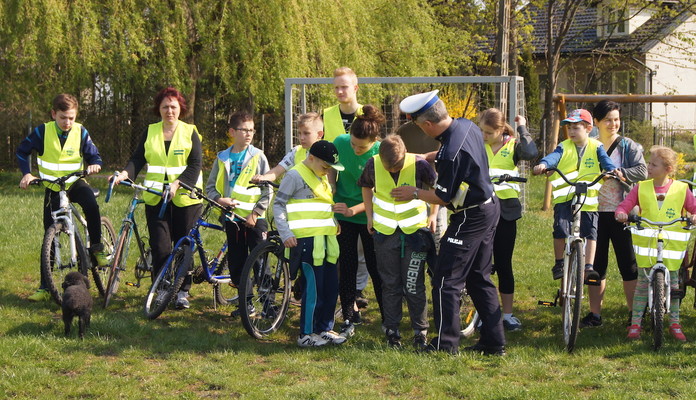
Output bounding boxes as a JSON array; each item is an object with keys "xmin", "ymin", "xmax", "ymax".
[
  {"xmin": 360, "ymin": 134, "xmax": 438, "ymax": 349},
  {"xmin": 206, "ymin": 111, "xmax": 270, "ymax": 315},
  {"xmin": 17, "ymin": 93, "xmax": 108, "ymax": 301},
  {"xmin": 533, "ymin": 109, "xmax": 621, "ymax": 285},
  {"xmin": 273, "ymin": 140, "xmax": 346, "ymax": 347},
  {"xmin": 252, "ymin": 112, "xmax": 324, "ymax": 183}
]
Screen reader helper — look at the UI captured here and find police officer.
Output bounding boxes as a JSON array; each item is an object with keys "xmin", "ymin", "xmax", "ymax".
[{"xmin": 394, "ymin": 90, "xmax": 505, "ymax": 355}]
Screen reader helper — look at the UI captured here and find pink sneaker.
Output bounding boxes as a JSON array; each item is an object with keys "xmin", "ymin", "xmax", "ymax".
[
  {"xmin": 627, "ymin": 324, "xmax": 641, "ymax": 340},
  {"xmin": 670, "ymin": 323, "xmax": 687, "ymax": 342}
]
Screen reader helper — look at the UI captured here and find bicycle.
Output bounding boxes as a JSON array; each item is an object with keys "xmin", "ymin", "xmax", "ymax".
[
  {"xmin": 237, "ymin": 181, "xmax": 293, "ymax": 340},
  {"xmin": 103, "ymin": 173, "xmax": 167, "ymax": 308},
  {"xmin": 625, "ymin": 215, "xmax": 693, "ymax": 350},
  {"xmin": 143, "ymin": 181, "xmax": 238, "ymax": 320},
  {"xmin": 31, "ymin": 170, "xmax": 116, "ymax": 305},
  {"xmin": 538, "ymin": 168, "xmax": 610, "ymax": 352}
]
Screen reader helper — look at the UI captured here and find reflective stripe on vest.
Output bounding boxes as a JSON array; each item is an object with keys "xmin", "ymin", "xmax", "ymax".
[
  {"xmin": 372, "ymin": 153, "xmax": 428, "ymax": 235},
  {"xmin": 486, "ymin": 139, "xmax": 519, "ymax": 199},
  {"xmin": 286, "ymin": 163, "xmax": 338, "ymax": 238},
  {"xmin": 38, "ymin": 122, "xmax": 83, "ymax": 191},
  {"xmin": 142, "ymin": 121, "xmax": 202, "ymax": 207},
  {"xmin": 549, "ymin": 139, "xmax": 602, "ymax": 211},
  {"xmin": 293, "ymin": 145, "xmax": 308, "ymax": 166},
  {"xmin": 228, "ymin": 153, "xmax": 264, "ymax": 218},
  {"xmin": 632, "ymin": 180, "xmax": 690, "ymax": 271},
  {"xmin": 322, "ymin": 104, "xmax": 363, "ymax": 142}
]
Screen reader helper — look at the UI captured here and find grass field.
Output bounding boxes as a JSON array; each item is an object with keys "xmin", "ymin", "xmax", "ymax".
[{"xmin": 1, "ymin": 171, "xmax": 696, "ymax": 399}]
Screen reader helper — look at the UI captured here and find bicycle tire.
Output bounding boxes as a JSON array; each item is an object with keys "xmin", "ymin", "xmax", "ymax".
[
  {"xmin": 92, "ymin": 216, "xmax": 117, "ymax": 297},
  {"xmin": 460, "ymin": 287, "xmax": 479, "ymax": 337},
  {"xmin": 238, "ymin": 240, "xmax": 291, "ymax": 339},
  {"xmin": 212, "ymin": 253, "xmax": 238, "ymax": 306},
  {"xmin": 40, "ymin": 223, "xmax": 90, "ymax": 305},
  {"xmin": 563, "ymin": 241, "xmax": 583, "ymax": 353},
  {"xmin": 143, "ymin": 245, "xmax": 191, "ymax": 319},
  {"xmin": 652, "ymin": 269, "xmax": 666, "ymax": 350},
  {"xmin": 103, "ymin": 224, "xmax": 131, "ymax": 308}
]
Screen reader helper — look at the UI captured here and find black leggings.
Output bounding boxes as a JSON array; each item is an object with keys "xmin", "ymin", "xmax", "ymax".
[
  {"xmin": 493, "ymin": 217, "xmax": 516, "ymax": 294},
  {"xmin": 594, "ymin": 211, "xmax": 638, "ymax": 281},
  {"xmin": 337, "ymin": 220, "xmax": 383, "ymax": 322}
]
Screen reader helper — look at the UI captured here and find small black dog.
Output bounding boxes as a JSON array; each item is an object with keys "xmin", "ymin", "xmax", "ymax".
[{"xmin": 62, "ymin": 271, "xmax": 93, "ymax": 339}]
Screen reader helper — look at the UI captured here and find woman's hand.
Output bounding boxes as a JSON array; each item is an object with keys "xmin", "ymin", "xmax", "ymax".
[
  {"xmin": 168, "ymin": 179, "xmax": 180, "ymax": 199},
  {"xmin": 111, "ymin": 170, "xmax": 129, "ymax": 186},
  {"xmin": 333, "ymin": 203, "xmax": 354, "ymax": 217}
]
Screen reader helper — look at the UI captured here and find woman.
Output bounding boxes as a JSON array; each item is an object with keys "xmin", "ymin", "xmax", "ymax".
[
  {"xmin": 584, "ymin": 100, "xmax": 647, "ymax": 328},
  {"xmin": 332, "ymin": 104, "xmax": 384, "ymax": 338},
  {"xmin": 478, "ymin": 109, "xmax": 537, "ymax": 331},
  {"xmin": 113, "ymin": 87, "xmax": 203, "ymax": 310}
]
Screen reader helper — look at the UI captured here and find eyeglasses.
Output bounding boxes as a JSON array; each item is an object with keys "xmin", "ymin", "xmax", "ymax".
[{"xmin": 234, "ymin": 128, "xmax": 256, "ymax": 134}]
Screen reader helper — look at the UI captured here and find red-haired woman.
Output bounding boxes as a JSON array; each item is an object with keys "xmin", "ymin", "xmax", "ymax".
[{"xmin": 113, "ymin": 87, "xmax": 203, "ymax": 309}]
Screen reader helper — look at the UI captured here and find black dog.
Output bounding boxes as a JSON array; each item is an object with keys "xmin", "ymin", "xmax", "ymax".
[{"xmin": 62, "ymin": 271, "xmax": 93, "ymax": 339}]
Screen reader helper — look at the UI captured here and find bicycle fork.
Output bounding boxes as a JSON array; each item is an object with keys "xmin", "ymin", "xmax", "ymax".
[{"xmin": 647, "ymin": 237, "xmax": 671, "ymax": 313}]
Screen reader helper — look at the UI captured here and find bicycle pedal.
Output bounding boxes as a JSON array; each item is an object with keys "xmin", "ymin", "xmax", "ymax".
[
  {"xmin": 125, "ymin": 281, "xmax": 140, "ymax": 288},
  {"xmin": 538, "ymin": 300, "xmax": 556, "ymax": 307},
  {"xmin": 585, "ymin": 279, "xmax": 601, "ymax": 286}
]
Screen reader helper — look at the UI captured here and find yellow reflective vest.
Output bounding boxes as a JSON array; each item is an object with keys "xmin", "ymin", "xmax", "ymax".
[
  {"xmin": 486, "ymin": 138, "xmax": 520, "ymax": 200},
  {"xmin": 632, "ymin": 180, "xmax": 691, "ymax": 271},
  {"xmin": 215, "ymin": 152, "xmax": 264, "ymax": 218},
  {"xmin": 549, "ymin": 139, "xmax": 602, "ymax": 211},
  {"xmin": 371, "ymin": 153, "xmax": 428, "ymax": 235},
  {"xmin": 142, "ymin": 121, "xmax": 202, "ymax": 207},
  {"xmin": 292, "ymin": 145, "xmax": 308, "ymax": 166},
  {"xmin": 37, "ymin": 122, "xmax": 83, "ymax": 191},
  {"xmin": 322, "ymin": 104, "xmax": 363, "ymax": 142}
]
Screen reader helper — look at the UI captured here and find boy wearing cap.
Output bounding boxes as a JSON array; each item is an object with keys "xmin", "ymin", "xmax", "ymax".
[
  {"xmin": 532, "ymin": 109, "xmax": 621, "ymax": 285},
  {"xmin": 274, "ymin": 140, "xmax": 346, "ymax": 347}
]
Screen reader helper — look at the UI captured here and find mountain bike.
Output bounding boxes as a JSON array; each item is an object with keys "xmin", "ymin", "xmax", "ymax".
[
  {"xmin": 538, "ymin": 168, "xmax": 610, "ymax": 352},
  {"xmin": 143, "ymin": 181, "xmax": 238, "ymax": 319},
  {"xmin": 31, "ymin": 170, "xmax": 116, "ymax": 304},
  {"xmin": 626, "ymin": 215, "xmax": 693, "ymax": 350},
  {"xmin": 103, "ymin": 174, "xmax": 167, "ymax": 308}
]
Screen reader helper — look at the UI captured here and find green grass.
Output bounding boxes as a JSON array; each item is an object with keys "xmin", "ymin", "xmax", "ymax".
[{"xmin": 2, "ymin": 171, "xmax": 696, "ymax": 399}]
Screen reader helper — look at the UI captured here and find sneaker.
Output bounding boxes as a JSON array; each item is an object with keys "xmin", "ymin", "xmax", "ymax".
[
  {"xmin": 552, "ymin": 262, "xmax": 563, "ymax": 280},
  {"xmin": 339, "ymin": 320, "xmax": 355, "ymax": 338},
  {"xmin": 90, "ymin": 243, "xmax": 110, "ymax": 267},
  {"xmin": 579, "ymin": 312, "xmax": 602, "ymax": 328},
  {"xmin": 584, "ymin": 265, "xmax": 600, "ymax": 286},
  {"xmin": 352, "ymin": 311, "xmax": 363, "ymax": 325},
  {"xmin": 463, "ymin": 342, "xmax": 506, "ymax": 356},
  {"xmin": 413, "ymin": 332, "xmax": 428, "ymax": 351},
  {"xmin": 320, "ymin": 330, "xmax": 347, "ymax": 345},
  {"xmin": 385, "ymin": 329, "xmax": 402, "ymax": 348},
  {"xmin": 670, "ymin": 323, "xmax": 687, "ymax": 342},
  {"xmin": 627, "ymin": 324, "xmax": 641, "ymax": 340},
  {"xmin": 356, "ymin": 291, "xmax": 369, "ymax": 309},
  {"xmin": 28, "ymin": 288, "xmax": 51, "ymax": 302},
  {"xmin": 297, "ymin": 333, "xmax": 328, "ymax": 347},
  {"xmin": 175, "ymin": 291, "xmax": 190, "ymax": 309},
  {"xmin": 503, "ymin": 316, "xmax": 522, "ymax": 332},
  {"xmin": 230, "ymin": 301, "xmax": 256, "ymax": 318}
]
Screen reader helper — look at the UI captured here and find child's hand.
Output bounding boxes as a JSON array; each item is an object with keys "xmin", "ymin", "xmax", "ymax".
[
  {"xmin": 86, "ymin": 164, "xmax": 101, "ymax": 175},
  {"xmin": 19, "ymin": 173, "xmax": 38, "ymax": 189},
  {"xmin": 284, "ymin": 237, "xmax": 297, "ymax": 248},
  {"xmin": 250, "ymin": 174, "xmax": 266, "ymax": 183},
  {"xmin": 615, "ymin": 212, "xmax": 628, "ymax": 223},
  {"xmin": 532, "ymin": 164, "xmax": 547, "ymax": 175},
  {"xmin": 333, "ymin": 203, "xmax": 354, "ymax": 217},
  {"xmin": 610, "ymin": 169, "xmax": 624, "ymax": 180},
  {"xmin": 690, "ymin": 215, "xmax": 696, "ymax": 226},
  {"xmin": 514, "ymin": 115, "xmax": 527, "ymax": 126},
  {"xmin": 245, "ymin": 212, "xmax": 258, "ymax": 228},
  {"xmin": 366, "ymin": 219, "xmax": 374, "ymax": 234},
  {"xmin": 218, "ymin": 197, "xmax": 238, "ymax": 208}
]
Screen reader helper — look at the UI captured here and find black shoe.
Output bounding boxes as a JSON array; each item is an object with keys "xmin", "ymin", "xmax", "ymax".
[
  {"xmin": 463, "ymin": 342, "xmax": 506, "ymax": 356},
  {"xmin": 422, "ymin": 342, "xmax": 458, "ymax": 355},
  {"xmin": 584, "ymin": 266, "xmax": 600, "ymax": 286},
  {"xmin": 356, "ymin": 291, "xmax": 369, "ymax": 309},
  {"xmin": 579, "ymin": 312, "xmax": 602, "ymax": 328},
  {"xmin": 552, "ymin": 263, "xmax": 563, "ymax": 280},
  {"xmin": 352, "ymin": 311, "xmax": 363, "ymax": 325},
  {"xmin": 413, "ymin": 332, "xmax": 428, "ymax": 351},
  {"xmin": 386, "ymin": 329, "xmax": 402, "ymax": 348}
]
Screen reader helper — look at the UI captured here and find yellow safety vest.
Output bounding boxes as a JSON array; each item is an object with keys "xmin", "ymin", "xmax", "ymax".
[
  {"xmin": 549, "ymin": 138, "xmax": 602, "ymax": 211},
  {"xmin": 322, "ymin": 104, "xmax": 363, "ymax": 142},
  {"xmin": 632, "ymin": 180, "xmax": 691, "ymax": 271},
  {"xmin": 292, "ymin": 145, "xmax": 308, "ymax": 166},
  {"xmin": 143, "ymin": 121, "xmax": 202, "ymax": 207},
  {"xmin": 286, "ymin": 163, "xmax": 339, "ymax": 265},
  {"xmin": 38, "ymin": 122, "xmax": 83, "ymax": 192},
  {"xmin": 372, "ymin": 153, "xmax": 428, "ymax": 235},
  {"xmin": 221, "ymin": 153, "xmax": 264, "ymax": 218},
  {"xmin": 486, "ymin": 139, "xmax": 520, "ymax": 200}
]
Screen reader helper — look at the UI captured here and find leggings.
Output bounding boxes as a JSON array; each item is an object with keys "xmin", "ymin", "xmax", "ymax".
[
  {"xmin": 594, "ymin": 212, "xmax": 638, "ymax": 281},
  {"xmin": 630, "ymin": 268, "xmax": 680, "ymax": 327},
  {"xmin": 493, "ymin": 217, "xmax": 516, "ymax": 294}
]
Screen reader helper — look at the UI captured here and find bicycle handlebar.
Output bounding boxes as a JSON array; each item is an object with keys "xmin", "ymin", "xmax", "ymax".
[
  {"xmin": 544, "ymin": 167, "xmax": 612, "ymax": 188},
  {"xmin": 177, "ymin": 180, "xmax": 243, "ymax": 220},
  {"xmin": 248, "ymin": 180, "xmax": 280, "ymax": 189},
  {"xmin": 491, "ymin": 174, "xmax": 527, "ymax": 184},
  {"xmin": 627, "ymin": 215, "xmax": 693, "ymax": 230},
  {"xmin": 106, "ymin": 171, "xmax": 170, "ymax": 218},
  {"xmin": 29, "ymin": 170, "xmax": 88, "ymax": 188}
]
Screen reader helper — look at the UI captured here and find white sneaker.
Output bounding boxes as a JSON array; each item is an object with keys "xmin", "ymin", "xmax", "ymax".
[
  {"xmin": 297, "ymin": 333, "xmax": 329, "ymax": 347},
  {"xmin": 339, "ymin": 320, "xmax": 355, "ymax": 338},
  {"xmin": 320, "ymin": 330, "xmax": 347, "ymax": 345},
  {"xmin": 175, "ymin": 291, "xmax": 190, "ymax": 309}
]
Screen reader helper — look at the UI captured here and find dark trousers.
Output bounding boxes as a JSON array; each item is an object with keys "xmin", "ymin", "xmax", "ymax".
[
  {"xmin": 225, "ymin": 218, "xmax": 267, "ymax": 286},
  {"xmin": 431, "ymin": 198, "xmax": 504, "ymax": 352},
  {"xmin": 145, "ymin": 202, "xmax": 202, "ymax": 292},
  {"xmin": 493, "ymin": 217, "xmax": 517, "ymax": 294},
  {"xmin": 337, "ymin": 220, "xmax": 384, "ymax": 323},
  {"xmin": 298, "ymin": 237, "xmax": 339, "ymax": 335},
  {"xmin": 594, "ymin": 212, "xmax": 638, "ymax": 281}
]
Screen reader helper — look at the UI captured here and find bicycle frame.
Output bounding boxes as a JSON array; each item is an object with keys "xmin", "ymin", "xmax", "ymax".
[
  {"xmin": 647, "ymin": 234, "xmax": 671, "ymax": 313},
  {"xmin": 561, "ymin": 184, "xmax": 586, "ymax": 302},
  {"xmin": 43, "ymin": 174, "xmax": 91, "ymax": 266}
]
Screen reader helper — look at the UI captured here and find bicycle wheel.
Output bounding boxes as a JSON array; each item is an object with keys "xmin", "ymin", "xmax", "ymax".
[
  {"xmin": 213, "ymin": 254, "xmax": 238, "ymax": 306},
  {"xmin": 92, "ymin": 216, "xmax": 117, "ymax": 297},
  {"xmin": 143, "ymin": 245, "xmax": 191, "ymax": 319},
  {"xmin": 40, "ymin": 223, "xmax": 90, "ymax": 305},
  {"xmin": 238, "ymin": 240, "xmax": 291, "ymax": 339},
  {"xmin": 103, "ymin": 224, "xmax": 131, "ymax": 308},
  {"xmin": 562, "ymin": 241, "xmax": 584, "ymax": 353},
  {"xmin": 651, "ymin": 269, "xmax": 666, "ymax": 350},
  {"xmin": 460, "ymin": 287, "xmax": 479, "ymax": 337}
]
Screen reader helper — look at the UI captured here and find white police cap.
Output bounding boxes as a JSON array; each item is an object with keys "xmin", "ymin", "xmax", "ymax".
[{"xmin": 399, "ymin": 90, "xmax": 440, "ymax": 119}]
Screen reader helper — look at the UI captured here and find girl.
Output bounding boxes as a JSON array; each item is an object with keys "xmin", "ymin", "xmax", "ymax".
[{"xmin": 616, "ymin": 146, "xmax": 696, "ymax": 341}]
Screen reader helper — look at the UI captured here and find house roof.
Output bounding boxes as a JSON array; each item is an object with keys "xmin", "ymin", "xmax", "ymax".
[{"xmin": 527, "ymin": 2, "xmax": 693, "ymax": 56}]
